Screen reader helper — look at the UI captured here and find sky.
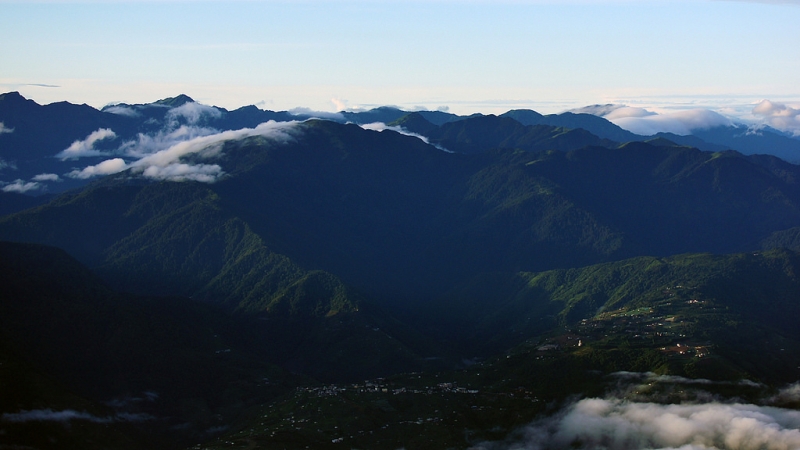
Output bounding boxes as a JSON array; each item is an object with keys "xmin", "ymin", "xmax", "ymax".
[{"xmin": 1, "ymin": 0, "xmax": 800, "ymax": 131}]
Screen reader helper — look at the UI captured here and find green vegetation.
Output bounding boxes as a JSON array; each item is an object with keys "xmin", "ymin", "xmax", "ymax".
[{"xmin": 2, "ymin": 118, "xmax": 800, "ymax": 449}]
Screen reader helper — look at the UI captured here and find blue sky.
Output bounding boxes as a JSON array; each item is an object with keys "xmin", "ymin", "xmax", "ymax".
[{"xmin": 1, "ymin": 0, "xmax": 799, "ymax": 127}]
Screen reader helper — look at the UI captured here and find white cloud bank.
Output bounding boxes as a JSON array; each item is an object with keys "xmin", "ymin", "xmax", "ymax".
[
  {"xmin": 128, "ymin": 120, "xmax": 299, "ymax": 181},
  {"xmin": 0, "ymin": 122, "xmax": 13, "ymax": 135},
  {"xmin": 471, "ymin": 398, "xmax": 800, "ymax": 450},
  {"xmin": 57, "ymin": 128, "xmax": 117, "ymax": 160},
  {"xmin": 598, "ymin": 107, "xmax": 732, "ymax": 136},
  {"xmin": 576, "ymin": 100, "xmax": 800, "ymax": 137},
  {"xmin": 62, "ymin": 98, "xmax": 301, "ymax": 184},
  {"xmin": 753, "ymin": 100, "xmax": 800, "ymax": 137},
  {"xmin": 119, "ymin": 124, "xmax": 220, "ymax": 159},
  {"xmin": 67, "ymin": 121, "xmax": 300, "ymax": 183},
  {"xmin": 472, "ymin": 374, "xmax": 800, "ymax": 450}
]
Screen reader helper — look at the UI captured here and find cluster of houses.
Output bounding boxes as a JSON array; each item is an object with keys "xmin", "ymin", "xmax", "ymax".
[
  {"xmin": 300, "ymin": 379, "xmax": 480, "ymax": 398},
  {"xmin": 533, "ymin": 286, "xmax": 714, "ymax": 360}
]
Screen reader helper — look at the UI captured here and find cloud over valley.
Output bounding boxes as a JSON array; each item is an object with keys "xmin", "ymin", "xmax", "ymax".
[
  {"xmin": 471, "ymin": 374, "xmax": 800, "ymax": 450},
  {"xmin": 472, "ymin": 398, "xmax": 800, "ymax": 450}
]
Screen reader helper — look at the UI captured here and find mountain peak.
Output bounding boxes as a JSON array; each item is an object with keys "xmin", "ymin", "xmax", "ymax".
[
  {"xmin": 500, "ymin": 109, "xmax": 544, "ymax": 126},
  {"xmin": 0, "ymin": 91, "xmax": 31, "ymax": 105},
  {"xmin": 389, "ymin": 112, "xmax": 438, "ymax": 135},
  {"xmin": 154, "ymin": 94, "xmax": 195, "ymax": 107}
]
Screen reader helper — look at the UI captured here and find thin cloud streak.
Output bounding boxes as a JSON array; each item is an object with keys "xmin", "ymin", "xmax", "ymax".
[
  {"xmin": 67, "ymin": 158, "xmax": 128, "ymax": 179},
  {"xmin": 32, "ymin": 173, "xmax": 61, "ymax": 182},
  {"xmin": 1, "ymin": 179, "xmax": 40, "ymax": 193},
  {"xmin": 360, "ymin": 122, "xmax": 452, "ymax": 152}
]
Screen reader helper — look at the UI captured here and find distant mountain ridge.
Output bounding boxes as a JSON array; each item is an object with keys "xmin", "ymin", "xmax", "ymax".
[
  {"xmin": 3, "ymin": 119, "xmax": 800, "ymax": 310},
  {"xmin": 4, "ymin": 92, "xmax": 800, "ymax": 205}
]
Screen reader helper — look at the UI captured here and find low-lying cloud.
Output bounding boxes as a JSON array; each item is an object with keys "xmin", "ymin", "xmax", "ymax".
[
  {"xmin": 119, "ymin": 125, "xmax": 220, "ymax": 159},
  {"xmin": 66, "ymin": 120, "xmax": 300, "ymax": 183},
  {"xmin": 574, "ymin": 104, "xmax": 735, "ymax": 136},
  {"xmin": 610, "ymin": 109, "xmax": 732, "ymax": 136},
  {"xmin": 32, "ymin": 173, "xmax": 61, "ymax": 182},
  {"xmin": 472, "ymin": 398, "xmax": 800, "ymax": 450},
  {"xmin": 768, "ymin": 382, "xmax": 800, "ymax": 406},
  {"xmin": 2, "ymin": 174, "xmax": 61, "ymax": 193},
  {"xmin": 578, "ymin": 101, "xmax": 800, "ymax": 138},
  {"xmin": 472, "ymin": 373, "xmax": 800, "ymax": 450},
  {"xmin": 289, "ymin": 107, "xmax": 346, "ymax": 121},
  {"xmin": 1, "ymin": 179, "xmax": 40, "ymax": 193},
  {"xmin": 141, "ymin": 163, "xmax": 223, "ymax": 183},
  {"xmin": 127, "ymin": 120, "xmax": 299, "ymax": 182},
  {"xmin": 753, "ymin": 100, "xmax": 800, "ymax": 137},
  {"xmin": 609, "ymin": 371, "xmax": 762, "ymax": 388},
  {"xmin": 0, "ymin": 122, "xmax": 14, "ymax": 134},
  {"xmin": 57, "ymin": 128, "xmax": 117, "ymax": 160},
  {"xmin": 1, "ymin": 409, "xmax": 153, "ymax": 424},
  {"xmin": 67, "ymin": 158, "xmax": 128, "ymax": 179},
  {"xmin": 0, "ymin": 158, "xmax": 15, "ymax": 171},
  {"xmin": 103, "ymin": 105, "xmax": 141, "ymax": 117},
  {"xmin": 167, "ymin": 101, "xmax": 223, "ymax": 126}
]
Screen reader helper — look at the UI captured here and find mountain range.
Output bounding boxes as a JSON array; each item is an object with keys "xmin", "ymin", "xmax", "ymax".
[
  {"xmin": 2, "ymin": 92, "xmax": 800, "ymax": 201},
  {"xmin": 2, "ymin": 93, "xmax": 800, "ymax": 449}
]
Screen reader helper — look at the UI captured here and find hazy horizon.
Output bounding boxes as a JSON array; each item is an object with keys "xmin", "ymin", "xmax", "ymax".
[{"xmin": 2, "ymin": 0, "xmax": 799, "ymax": 135}]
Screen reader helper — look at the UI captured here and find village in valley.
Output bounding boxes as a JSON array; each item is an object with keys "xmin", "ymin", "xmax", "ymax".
[
  {"xmin": 196, "ymin": 283, "xmax": 737, "ymax": 450},
  {"xmin": 537, "ymin": 285, "xmax": 716, "ymax": 361}
]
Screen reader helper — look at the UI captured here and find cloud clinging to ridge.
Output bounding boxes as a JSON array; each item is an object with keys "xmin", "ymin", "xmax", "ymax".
[
  {"xmin": 67, "ymin": 158, "xmax": 128, "ymax": 179},
  {"xmin": 166, "ymin": 101, "xmax": 222, "ymax": 125},
  {"xmin": 104, "ymin": 105, "xmax": 140, "ymax": 117},
  {"xmin": 57, "ymin": 128, "xmax": 117, "ymax": 160},
  {"xmin": 360, "ymin": 122, "xmax": 452, "ymax": 152},
  {"xmin": 575, "ymin": 106, "xmax": 734, "ymax": 136},
  {"xmin": 289, "ymin": 107, "xmax": 346, "ymax": 121},
  {"xmin": 752, "ymin": 99, "xmax": 800, "ymax": 136},
  {"xmin": 128, "ymin": 120, "xmax": 298, "ymax": 182},
  {"xmin": 66, "ymin": 120, "xmax": 301, "ymax": 183}
]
